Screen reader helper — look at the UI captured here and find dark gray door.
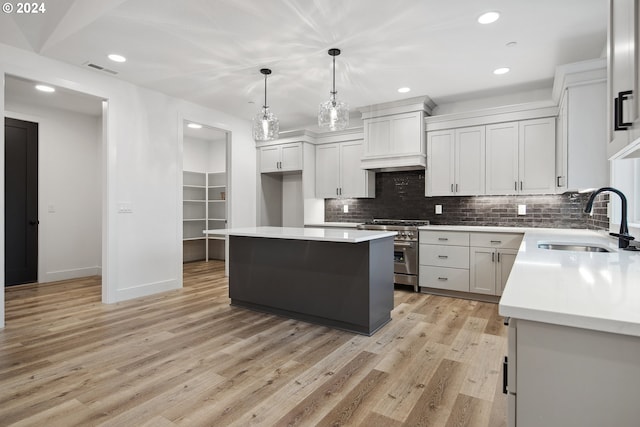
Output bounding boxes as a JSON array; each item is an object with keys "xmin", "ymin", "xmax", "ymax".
[{"xmin": 5, "ymin": 117, "xmax": 38, "ymax": 286}]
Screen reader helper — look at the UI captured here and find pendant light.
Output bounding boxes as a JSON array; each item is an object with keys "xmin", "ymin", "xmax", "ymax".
[
  {"xmin": 253, "ymin": 68, "xmax": 279, "ymax": 142},
  {"xmin": 318, "ymin": 48, "xmax": 349, "ymax": 131}
]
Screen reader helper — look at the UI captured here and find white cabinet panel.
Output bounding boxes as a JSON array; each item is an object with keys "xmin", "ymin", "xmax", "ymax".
[
  {"xmin": 281, "ymin": 143, "xmax": 303, "ymax": 171},
  {"xmin": 426, "ymin": 130, "xmax": 455, "ymax": 196},
  {"xmin": 455, "ymin": 126, "xmax": 485, "ymax": 195},
  {"xmin": 470, "ymin": 247, "xmax": 496, "ymax": 295},
  {"xmin": 496, "ymin": 249, "xmax": 517, "ymax": 296},
  {"xmin": 259, "ymin": 145, "xmax": 281, "ymax": 173},
  {"xmin": 486, "ymin": 122, "xmax": 519, "ymax": 195},
  {"xmin": 419, "ymin": 266, "xmax": 470, "ymax": 292},
  {"xmin": 519, "ymin": 118, "xmax": 556, "ymax": 194},
  {"xmin": 419, "ymin": 230, "xmax": 470, "ymax": 246},
  {"xmin": 315, "ymin": 144, "xmax": 340, "ymax": 198},
  {"xmin": 393, "ymin": 113, "xmax": 422, "ymax": 154},
  {"xmin": 364, "ymin": 118, "xmax": 392, "ymax": 155},
  {"xmin": 419, "ymin": 244, "xmax": 470, "ymax": 269},
  {"xmin": 340, "ymin": 141, "xmax": 372, "ymax": 197}
]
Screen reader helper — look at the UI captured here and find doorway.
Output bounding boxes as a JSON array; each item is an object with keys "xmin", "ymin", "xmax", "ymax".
[
  {"xmin": 182, "ymin": 121, "xmax": 230, "ymax": 263},
  {"xmin": 4, "ymin": 117, "xmax": 38, "ymax": 286}
]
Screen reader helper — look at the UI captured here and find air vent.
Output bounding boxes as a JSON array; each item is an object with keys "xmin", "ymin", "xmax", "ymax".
[{"xmin": 85, "ymin": 63, "xmax": 118, "ymax": 75}]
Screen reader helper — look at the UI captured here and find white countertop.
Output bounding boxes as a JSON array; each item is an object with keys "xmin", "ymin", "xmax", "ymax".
[
  {"xmin": 304, "ymin": 222, "xmax": 362, "ymax": 229},
  {"xmin": 204, "ymin": 226, "xmax": 396, "ymax": 243},
  {"xmin": 497, "ymin": 228, "xmax": 640, "ymax": 337},
  {"xmin": 419, "ymin": 224, "xmax": 536, "ymax": 233}
]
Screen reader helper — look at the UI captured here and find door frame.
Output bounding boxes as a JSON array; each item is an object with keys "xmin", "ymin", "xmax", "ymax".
[
  {"xmin": 178, "ymin": 115, "xmax": 232, "ymax": 280},
  {"xmin": 1, "ymin": 71, "xmax": 110, "ymax": 328}
]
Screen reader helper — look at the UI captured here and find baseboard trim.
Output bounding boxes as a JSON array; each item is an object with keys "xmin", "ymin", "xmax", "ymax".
[
  {"xmin": 110, "ymin": 278, "xmax": 181, "ymax": 303},
  {"xmin": 41, "ymin": 266, "xmax": 101, "ymax": 283}
]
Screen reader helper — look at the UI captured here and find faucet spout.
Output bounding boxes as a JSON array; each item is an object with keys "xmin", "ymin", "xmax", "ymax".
[{"xmin": 584, "ymin": 187, "xmax": 633, "ymax": 248}]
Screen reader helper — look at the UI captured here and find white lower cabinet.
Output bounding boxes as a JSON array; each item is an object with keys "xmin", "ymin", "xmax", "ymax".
[
  {"xmin": 420, "ymin": 230, "xmax": 522, "ymax": 297},
  {"xmin": 505, "ymin": 318, "xmax": 640, "ymax": 426},
  {"xmin": 419, "ymin": 230, "xmax": 470, "ymax": 292}
]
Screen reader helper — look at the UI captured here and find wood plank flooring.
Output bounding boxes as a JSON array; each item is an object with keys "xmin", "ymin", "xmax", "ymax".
[{"xmin": 0, "ymin": 261, "xmax": 507, "ymax": 426}]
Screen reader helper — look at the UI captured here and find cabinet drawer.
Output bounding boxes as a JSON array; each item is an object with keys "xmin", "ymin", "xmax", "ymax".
[
  {"xmin": 420, "ymin": 230, "xmax": 470, "ymax": 246},
  {"xmin": 419, "ymin": 266, "xmax": 469, "ymax": 292},
  {"xmin": 469, "ymin": 232, "xmax": 522, "ymax": 249},
  {"xmin": 420, "ymin": 244, "xmax": 469, "ymax": 268}
]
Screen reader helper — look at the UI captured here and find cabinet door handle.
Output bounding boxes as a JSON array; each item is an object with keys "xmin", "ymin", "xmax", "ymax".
[
  {"xmin": 497, "ymin": 252, "xmax": 501, "ymax": 262},
  {"xmin": 451, "ymin": 183, "xmax": 454, "ymax": 193},
  {"xmin": 438, "ymin": 237, "xmax": 449, "ymax": 241},
  {"xmin": 557, "ymin": 176, "xmax": 561, "ymax": 187},
  {"xmin": 455, "ymin": 183, "xmax": 458, "ymax": 193},
  {"xmin": 437, "ymin": 277, "xmax": 448, "ymax": 281},
  {"xmin": 492, "ymin": 252, "xmax": 495, "ymax": 262},
  {"xmin": 491, "ymin": 240, "xmax": 502, "ymax": 245},
  {"xmin": 336, "ymin": 188, "xmax": 339, "ymax": 196},
  {"xmin": 438, "ymin": 255, "xmax": 448, "ymax": 259},
  {"xmin": 514, "ymin": 181, "xmax": 517, "ymax": 191},
  {"xmin": 615, "ymin": 90, "xmax": 633, "ymax": 130},
  {"xmin": 339, "ymin": 187, "xmax": 342, "ymax": 195},
  {"xmin": 503, "ymin": 356, "xmax": 508, "ymax": 394},
  {"xmin": 520, "ymin": 181, "xmax": 523, "ymax": 191}
]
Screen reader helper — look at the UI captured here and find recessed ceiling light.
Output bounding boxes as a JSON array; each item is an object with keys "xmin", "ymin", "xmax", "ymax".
[
  {"xmin": 478, "ymin": 11, "xmax": 500, "ymax": 24},
  {"xmin": 108, "ymin": 54, "xmax": 126, "ymax": 63},
  {"xmin": 35, "ymin": 84, "xmax": 55, "ymax": 93},
  {"xmin": 397, "ymin": 87, "xmax": 411, "ymax": 93},
  {"xmin": 493, "ymin": 67, "xmax": 510, "ymax": 75},
  {"xmin": 187, "ymin": 123, "xmax": 202, "ymax": 129}
]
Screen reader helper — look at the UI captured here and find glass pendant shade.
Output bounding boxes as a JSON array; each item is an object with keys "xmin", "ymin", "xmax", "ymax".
[
  {"xmin": 253, "ymin": 106, "xmax": 279, "ymax": 141},
  {"xmin": 318, "ymin": 48, "xmax": 349, "ymax": 131},
  {"xmin": 253, "ymin": 68, "xmax": 279, "ymax": 142},
  {"xmin": 318, "ymin": 93, "xmax": 349, "ymax": 131}
]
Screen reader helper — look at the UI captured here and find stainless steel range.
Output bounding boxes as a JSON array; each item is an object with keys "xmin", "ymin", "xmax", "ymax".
[{"xmin": 357, "ymin": 219, "xmax": 429, "ymax": 291}]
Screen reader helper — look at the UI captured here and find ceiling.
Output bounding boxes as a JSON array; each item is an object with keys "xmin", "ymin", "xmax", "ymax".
[{"xmin": 0, "ymin": 0, "xmax": 608, "ymax": 131}]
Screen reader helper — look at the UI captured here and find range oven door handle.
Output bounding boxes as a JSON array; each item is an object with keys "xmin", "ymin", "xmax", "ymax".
[{"xmin": 394, "ymin": 242, "xmax": 415, "ymax": 247}]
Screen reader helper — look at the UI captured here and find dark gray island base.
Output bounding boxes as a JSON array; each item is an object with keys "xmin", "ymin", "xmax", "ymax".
[{"xmin": 228, "ymin": 235, "xmax": 394, "ymax": 335}]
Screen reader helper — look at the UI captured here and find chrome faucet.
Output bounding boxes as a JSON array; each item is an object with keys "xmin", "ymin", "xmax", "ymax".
[{"xmin": 584, "ymin": 187, "xmax": 635, "ymax": 249}]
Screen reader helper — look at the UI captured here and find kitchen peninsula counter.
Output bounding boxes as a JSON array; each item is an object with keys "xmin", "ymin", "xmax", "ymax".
[{"xmin": 205, "ymin": 226, "xmax": 396, "ymax": 335}]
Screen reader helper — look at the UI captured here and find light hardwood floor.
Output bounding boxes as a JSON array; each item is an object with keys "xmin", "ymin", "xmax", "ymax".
[{"xmin": 0, "ymin": 261, "xmax": 507, "ymax": 426}]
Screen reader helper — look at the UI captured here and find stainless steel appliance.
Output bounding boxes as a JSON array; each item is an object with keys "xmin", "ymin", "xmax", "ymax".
[{"xmin": 357, "ymin": 219, "xmax": 429, "ymax": 291}]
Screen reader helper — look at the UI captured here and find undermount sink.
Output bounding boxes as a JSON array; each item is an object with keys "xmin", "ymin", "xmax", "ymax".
[{"xmin": 537, "ymin": 243, "xmax": 612, "ymax": 253}]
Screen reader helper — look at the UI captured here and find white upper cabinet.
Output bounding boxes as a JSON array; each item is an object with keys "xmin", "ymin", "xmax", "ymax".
[
  {"xmin": 518, "ymin": 118, "xmax": 556, "ymax": 194},
  {"xmin": 259, "ymin": 142, "xmax": 302, "ymax": 173},
  {"xmin": 555, "ymin": 78, "xmax": 608, "ymax": 192},
  {"xmin": 485, "ymin": 118, "xmax": 556, "ymax": 195},
  {"xmin": 486, "ymin": 122, "xmax": 519, "ymax": 194},
  {"xmin": 316, "ymin": 140, "xmax": 374, "ymax": 198},
  {"xmin": 426, "ymin": 126, "xmax": 485, "ymax": 196},
  {"xmin": 608, "ymin": 0, "xmax": 640, "ymax": 158}
]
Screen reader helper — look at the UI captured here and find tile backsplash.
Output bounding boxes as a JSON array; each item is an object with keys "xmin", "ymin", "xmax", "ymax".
[{"xmin": 325, "ymin": 171, "xmax": 609, "ymax": 230}]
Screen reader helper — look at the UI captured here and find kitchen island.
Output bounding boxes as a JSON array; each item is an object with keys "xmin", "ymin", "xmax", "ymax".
[{"xmin": 205, "ymin": 226, "xmax": 397, "ymax": 335}]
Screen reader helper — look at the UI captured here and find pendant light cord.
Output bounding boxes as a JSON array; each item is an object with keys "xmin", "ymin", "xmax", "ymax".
[
  {"xmin": 332, "ymin": 54, "xmax": 336, "ymax": 96},
  {"xmin": 264, "ymin": 73, "xmax": 268, "ymax": 109}
]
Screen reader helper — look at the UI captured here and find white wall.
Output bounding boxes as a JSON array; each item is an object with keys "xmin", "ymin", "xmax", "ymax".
[
  {"xmin": 0, "ymin": 42, "xmax": 257, "ymax": 328},
  {"xmin": 183, "ymin": 136, "xmax": 210, "ymax": 173},
  {"xmin": 5, "ymin": 103, "xmax": 102, "ymax": 283}
]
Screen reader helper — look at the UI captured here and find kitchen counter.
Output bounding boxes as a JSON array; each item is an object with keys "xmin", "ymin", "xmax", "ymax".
[
  {"xmin": 501, "ymin": 228, "xmax": 640, "ymax": 337},
  {"xmin": 205, "ymin": 226, "xmax": 395, "ymax": 243},
  {"xmin": 420, "ymin": 225, "xmax": 640, "ymax": 337}
]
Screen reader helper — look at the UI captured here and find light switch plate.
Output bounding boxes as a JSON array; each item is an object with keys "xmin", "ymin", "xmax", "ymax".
[
  {"xmin": 435, "ymin": 204, "xmax": 443, "ymax": 214},
  {"xmin": 518, "ymin": 204, "xmax": 526, "ymax": 215}
]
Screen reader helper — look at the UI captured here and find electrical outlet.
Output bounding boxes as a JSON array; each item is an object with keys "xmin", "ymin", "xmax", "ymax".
[
  {"xmin": 118, "ymin": 202, "xmax": 133, "ymax": 213},
  {"xmin": 343, "ymin": 204, "xmax": 349, "ymax": 213},
  {"xmin": 518, "ymin": 204, "xmax": 527, "ymax": 215},
  {"xmin": 435, "ymin": 204, "xmax": 443, "ymax": 214}
]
